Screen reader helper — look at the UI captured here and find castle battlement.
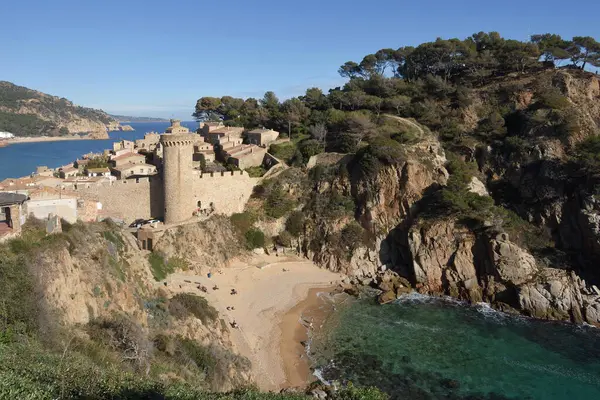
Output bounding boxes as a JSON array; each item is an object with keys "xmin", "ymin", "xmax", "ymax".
[{"xmin": 161, "ymin": 136, "xmax": 195, "ymax": 147}]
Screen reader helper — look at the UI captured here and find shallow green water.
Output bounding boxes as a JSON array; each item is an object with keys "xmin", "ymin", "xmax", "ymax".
[{"xmin": 308, "ymin": 293, "xmax": 600, "ymax": 400}]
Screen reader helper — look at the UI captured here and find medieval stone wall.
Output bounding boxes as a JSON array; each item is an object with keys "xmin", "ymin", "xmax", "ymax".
[
  {"xmin": 68, "ymin": 171, "xmax": 258, "ymax": 224},
  {"xmin": 70, "ymin": 177, "xmax": 164, "ymax": 223},
  {"xmin": 192, "ymin": 171, "xmax": 259, "ymax": 216}
]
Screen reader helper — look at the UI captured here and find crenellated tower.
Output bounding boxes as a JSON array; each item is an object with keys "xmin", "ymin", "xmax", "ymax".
[{"xmin": 160, "ymin": 119, "xmax": 194, "ymax": 224}]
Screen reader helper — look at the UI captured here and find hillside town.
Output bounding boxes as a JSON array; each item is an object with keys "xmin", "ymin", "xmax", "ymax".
[{"xmin": 0, "ymin": 119, "xmax": 283, "ymax": 243}]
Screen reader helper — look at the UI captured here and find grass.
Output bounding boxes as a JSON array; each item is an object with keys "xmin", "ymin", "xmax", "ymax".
[
  {"xmin": 245, "ymin": 166, "xmax": 267, "ymax": 178},
  {"xmin": 169, "ymin": 293, "xmax": 219, "ymax": 324},
  {"xmin": 147, "ymin": 252, "xmax": 174, "ymax": 281}
]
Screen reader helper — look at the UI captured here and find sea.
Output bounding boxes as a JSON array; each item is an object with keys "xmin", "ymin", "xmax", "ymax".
[
  {"xmin": 0, "ymin": 121, "xmax": 199, "ymax": 181},
  {"xmin": 307, "ymin": 293, "xmax": 600, "ymax": 400}
]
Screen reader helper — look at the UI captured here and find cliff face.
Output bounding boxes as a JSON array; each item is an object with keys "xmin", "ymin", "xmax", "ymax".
[
  {"xmin": 27, "ymin": 221, "xmax": 251, "ymax": 391},
  {"xmin": 291, "ymin": 73, "xmax": 600, "ymax": 326},
  {"xmin": 0, "ymin": 81, "xmax": 119, "ymax": 137}
]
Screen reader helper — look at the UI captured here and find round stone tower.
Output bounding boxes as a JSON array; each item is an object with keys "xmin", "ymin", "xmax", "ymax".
[{"xmin": 160, "ymin": 119, "xmax": 194, "ymax": 224}]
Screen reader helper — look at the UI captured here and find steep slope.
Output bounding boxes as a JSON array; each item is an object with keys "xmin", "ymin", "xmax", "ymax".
[{"xmin": 0, "ymin": 81, "xmax": 120, "ymax": 137}]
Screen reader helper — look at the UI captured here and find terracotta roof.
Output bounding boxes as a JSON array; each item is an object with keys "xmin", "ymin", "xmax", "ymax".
[
  {"xmin": 111, "ymin": 163, "xmax": 156, "ymax": 172},
  {"xmin": 248, "ymin": 128, "xmax": 277, "ymax": 134},
  {"xmin": 111, "ymin": 152, "xmax": 145, "ymax": 161},
  {"xmin": 63, "ymin": 176, "xmax": 107, "ymax": 183},
  {"xmin": 87, "ymin": 167, "xmax": 110, "ymax": 173},
  {"xmin": 210, "ymin": 127, "xmax": 244, "ymax": 135},
  {"xmin": 28, "ymin": 186, "xmax": 77, "ymax": 199}
]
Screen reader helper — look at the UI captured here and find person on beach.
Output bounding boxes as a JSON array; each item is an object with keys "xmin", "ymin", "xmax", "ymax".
[
  {"xmin": 213, "ymin": 285, "xmax": 219, "ymax": 291},
  {"xmin": 230, "ymin": 288, "xmax": 238, "ymax": 295}
]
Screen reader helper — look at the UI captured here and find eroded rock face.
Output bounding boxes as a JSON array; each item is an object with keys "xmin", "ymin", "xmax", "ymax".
[
  {"xmin": 399, "ymin": 219, "xmax": 600, "ymax": 326},
  {"xmin": 407, "ymin": 219, "xmax": 481, "ymax": 301}
]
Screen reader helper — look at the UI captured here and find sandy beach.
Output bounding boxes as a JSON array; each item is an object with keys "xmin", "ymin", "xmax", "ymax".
[
  {"xmin": 3, "ymin": 136, "xmax": 90, "ymax": 145},
  {"xmin": 163, "ymin": 253, "xmax": 342, "ymax": 391}
]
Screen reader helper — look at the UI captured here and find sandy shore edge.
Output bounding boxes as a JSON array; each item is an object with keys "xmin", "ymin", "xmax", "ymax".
[{"xmin": 280, "ymin": 286, "xmax": 338, "ymax": 389}]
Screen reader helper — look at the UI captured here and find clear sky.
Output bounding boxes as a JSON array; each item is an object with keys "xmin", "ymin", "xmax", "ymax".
[{"xmin": 1, "ymin": 0, "xmax": 598, "ymax": 119}]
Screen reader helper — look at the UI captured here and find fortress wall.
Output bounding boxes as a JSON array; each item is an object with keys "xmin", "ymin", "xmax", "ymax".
[
  {"xmin": 70, "ymin": 178, "xmax": 164, "ymax": 223},
  {"xmin": 192, "ymin": 171, "xmax": 259, "ymax": 216}
]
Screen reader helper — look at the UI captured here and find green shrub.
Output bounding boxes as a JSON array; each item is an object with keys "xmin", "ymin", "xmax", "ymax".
[
  {"xmin": 340, "ymin": 222, "xmax": 368, "ymax": 256},
  {"xmin": 298, "ymin": 139, "xmax": 324, "ymax": 162},
  {"xmin": 245, "ymin": 166, "xmax": 267, "ymax": 178},
  {"xmin": 285, "ymin": 211, "xmax": 305, "ymax": 237},
  {"xmin": 536, "ymin": 87, "xmax": 570, "ymax": 110},
  {"xmin": 352, "ymin": 137, "xmax": 406, "ymax": 179},
  {"xmin": 265, "ymin": 187, "xmax": 295, "ymax": 219},
  {"xmin": 244, "ymin": 228, "xmax": 265, "ymax": 249},
  {"xmin": 147, "ymin": 252, "xmax": 174, "ymax": 281},
  {"xmin": 169, "ymin": 293, "xmax": 218, "ymax": 324},
  {"xmin": 574, "ymin": 135, "xmax": 600, "ymax": 173},
  {"xmin": 269, "ymin": 142, "xmax": 297, "ymax": 164},
  {"xmin": 230, "ymin": 212, "xmax": 257, "ymax": 235},
  {"xmin": 275, "ymin": 231, "xmax": 293, "ymax": 247}
]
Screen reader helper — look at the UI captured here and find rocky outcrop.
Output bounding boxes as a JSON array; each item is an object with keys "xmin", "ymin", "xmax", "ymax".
[
  {"xmin": 154, "ymin": 216, "xmax": 243, "ymax": 275},
  {"xmin": 120, "ymin": 124, "xmax": 135, "ymax": 131},
  {"xmin": 383, "ymin": 217, "xmax": 600, "ymax": 326}
]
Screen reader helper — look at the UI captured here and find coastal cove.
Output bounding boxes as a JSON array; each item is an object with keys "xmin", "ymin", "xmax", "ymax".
[
  {"xmin": 0, "ymin": 121, "xmax": 198, "ymax": 180},
  {"xmin": 307, "ymin": 294, "xmax": 600, "ymax": 400}
]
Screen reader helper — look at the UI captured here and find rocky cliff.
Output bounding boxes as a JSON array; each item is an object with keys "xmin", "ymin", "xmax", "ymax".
[
  {"xmin": 249, "ymin": 72, "xmax": 600, "ymax": 327},
  {"xmin": 0, "ymin": 81, "xmax": 121, "ymax": 137}
]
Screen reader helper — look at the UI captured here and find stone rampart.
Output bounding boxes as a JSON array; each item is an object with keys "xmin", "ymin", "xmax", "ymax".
[
  {"xmin": 66, "ymin": 171, "xmax": 258, "ymax": 223},
  {"xmin": 70, "ymin": 177, "xmax": 164, "ymax": 223},
  {"xmin": 192, "ymin": 170, "xmax": 259, "ymax": 216}
]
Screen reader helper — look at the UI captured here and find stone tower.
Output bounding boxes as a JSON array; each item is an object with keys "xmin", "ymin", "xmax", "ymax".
[{"xmin": 160, "ymin": 119, "xmax": 194, "ymax": 224}]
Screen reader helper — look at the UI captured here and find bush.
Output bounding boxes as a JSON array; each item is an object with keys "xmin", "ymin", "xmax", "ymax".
[
  {"xmin": 148, "ymin": 252, "xmax": 174, "ymax": 281},
  {"xmin": 244, "ymin": 228, "xmax": 265, "ymax": 250},
  {"xmin": 265, "ymin": 187, "xmax": 295, "ymax": 219},
  {"xmin": 340, "ymin": 222, "xmax": 368, "ymax": 255},
  {"xmin": 230, "ymin": 212, "xmax": 256, "ymax": 235},
  {"xmin": 169, "ymin": 293, "xmax": 218, "ymax": 324},
  {"xmin": 574, "ymin": 135, "xmax": 600, "ymax": 173},
  {"xmin": 351, "ymin": 136, "xmax": 407, "ymax": 179},
  {"xmin": 285, "ymin": 211, "xmax": 305, "ymax": 237},
  {"xmin": 245, "ymin": 166, "xmax": 267, "ymax": 178},
  {"xmin": 269, "ymin": 142, "xmax": 297, "ymax": 164},
  {"xmin": 298, "ymin": 139, "xmax": 324, "ymax": 162},
  {"xmin": 275, "ymin": 230, "xmax": 293, "ymax": 247}
]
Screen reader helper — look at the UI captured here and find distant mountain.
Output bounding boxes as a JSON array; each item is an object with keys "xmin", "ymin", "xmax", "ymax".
[
  {"xmin": 0, "ymin": 81, "xmax": 118, "ymax": 138},
  {"xmin": 109, "ymin": 114, "xmax": 169, "ymax": 123}
]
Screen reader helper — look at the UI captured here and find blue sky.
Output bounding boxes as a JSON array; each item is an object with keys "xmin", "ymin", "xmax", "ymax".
[{"xmin": 1, "ymin": 0, "xmax": 599, "ymax": 119}]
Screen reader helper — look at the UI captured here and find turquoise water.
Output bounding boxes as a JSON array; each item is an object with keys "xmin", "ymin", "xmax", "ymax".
[
  {"xmin": 309, "ymin": 293, "xmax": 600, "ymax": 400},
  {"xmin": 0, "ymin": 121, "xmax": 199, "ymax": 180}
]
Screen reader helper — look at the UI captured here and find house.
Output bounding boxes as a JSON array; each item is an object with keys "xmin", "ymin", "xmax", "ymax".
[
  {"xmin": 205, "ymin": 126, "xmax": 244, "ymax": 145},
  {"xmin": 29, "ymin": 175, "xmax": 64, "ymax": 188},
  {"xmin": 135, "ymin": 132, "xmax": 161, "ymax": 151},
  {"xmin": 113, "ymin": 139, "xmax": 135, "ymax": 152},
  {"xmin": 35, "ymin": 166, "xmax": 55, "ymax": 177},
  {"xmin": 61, "ymin": 176, "xmax": 113, "ymax": 189},
  {"xmin": 246, "ymin": 128, "xmax": 279, "ymax": 146},
  {"xmin": 198, "ymin": 121, "xmax": 224, "ymax": 137},
  {"xmin": 59, "ymin": 165, "xmax": 79, "ymax": 178},
  {"xmin": 112, "ymin": 163, "xmax": 157, "ymax": 180},
  {"xmin": 0, "ymin": 192, "xmax": 27, "ymax": 241},
  {"xmin": 74, "ymin": 159, "xmax": 90, "ymax": 168},
  {"xmin": 110, "ymin": 152, "xmax": 146, "ymax": 168},
  {"xmin": 222, "ymin": 144, "xmax": 267, "ymax": 169},
  {"xmin": 26, "ymin": 187, "xmax": 78, "ymax": 223},
  {"xmin": 86, "ymin": 167, "xmax": 111, "ymax": 177}
]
